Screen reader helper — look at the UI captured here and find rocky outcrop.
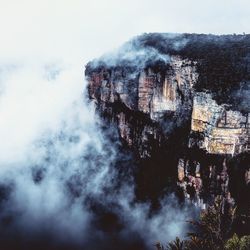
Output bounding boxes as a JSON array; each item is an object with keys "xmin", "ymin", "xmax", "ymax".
[
  {"xmin": 189, "ymin": 92, "xmax": 250, "ymax": 155},
  {"xmin": 85, "ymin": 33, "xmax": 250, "ymax": 217},
  {"xmin": 87, "ymin": 55, "xmax": 198, "ymax": 158},
  {"xmin": 138, "ymin": 56, "xmax": 198, "ymax": 121}
]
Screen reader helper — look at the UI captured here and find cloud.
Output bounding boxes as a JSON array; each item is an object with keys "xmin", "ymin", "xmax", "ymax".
[{"xmin": 0, "ymin": 0, "xmax": 249, "ymax": 64}]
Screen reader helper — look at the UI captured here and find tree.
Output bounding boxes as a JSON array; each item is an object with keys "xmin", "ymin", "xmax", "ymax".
[
  {"xmin": 159, "ymin": 196, "xmax": 243, "ymax": 250},
  {"xmin": 166, "ymin": 237, "xmax": 185, "ymax": 250},
  {"xmin": 186, "ymin": 196, "xmax": 235, "ymax": 249},
  {"xmin": 225, "ymin": 234, "xmax": 250, "ymax": 250}
]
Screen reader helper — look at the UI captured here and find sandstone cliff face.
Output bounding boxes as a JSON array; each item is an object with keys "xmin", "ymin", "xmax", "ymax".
[
  {"xmin": 85, "ymin": 33, "xmax": 250, "ymax": 218},
  {"xmin": 87, "ymin": 63, "xmax": 249, "ymax": 158},
  {"xmin": 87, "ymin": 55, "xmax": 199, "ymax": 159},
  {"xmin": 190, "ymin": 92, "xmax": 250, "ymax": 155},
  {"xmin": 138, "ymin": 56, "xmax": 198, "ymax": 121}
]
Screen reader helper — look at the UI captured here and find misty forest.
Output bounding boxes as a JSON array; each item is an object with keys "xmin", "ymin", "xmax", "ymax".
[{"xmin": 0, "ymin": 2, "xmax": 250, "ymax": 250}]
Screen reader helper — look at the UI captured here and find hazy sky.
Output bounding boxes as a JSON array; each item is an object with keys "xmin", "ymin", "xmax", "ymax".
[{"xmin": 0, "ymin": 0, "xmax": 249, "ymax": 63}]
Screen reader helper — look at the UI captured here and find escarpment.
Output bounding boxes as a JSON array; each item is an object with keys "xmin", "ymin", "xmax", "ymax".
[{"xmin": 85, "ymin": 33, "xmax": 250, "ymax": 229}]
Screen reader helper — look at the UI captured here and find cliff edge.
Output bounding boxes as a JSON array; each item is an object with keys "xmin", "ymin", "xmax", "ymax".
[{"xmin": 85, "ymin": 33, "xmax": 250, "ymax": 231}]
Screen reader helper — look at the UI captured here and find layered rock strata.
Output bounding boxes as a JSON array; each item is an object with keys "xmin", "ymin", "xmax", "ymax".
[{"xmin": 189, "ymin": 93, "xmax": 249, "ymax": 155}]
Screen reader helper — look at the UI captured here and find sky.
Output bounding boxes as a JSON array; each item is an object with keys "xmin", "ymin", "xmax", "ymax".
[
  {"xmin": 0, "ymin": 0, "xmax": 249, "ymax": 65},
  {"xmin": 0, "ymin": 0, "xmax": 249, "ymax": 249}
]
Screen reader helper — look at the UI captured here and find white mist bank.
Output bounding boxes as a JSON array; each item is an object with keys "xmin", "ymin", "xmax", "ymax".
[{"xmin": 0, "ymin": 59, "xmax": 195, "ymax": 249}]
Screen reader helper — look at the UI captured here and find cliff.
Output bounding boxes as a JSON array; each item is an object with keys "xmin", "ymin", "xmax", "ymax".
[
  {"xmin": 190, "ymin": 92, "xmax": 249, "ymax": 155},
  {"xmin": 85, "ymin": 33, "xmax": 250, "ymax": 231}
]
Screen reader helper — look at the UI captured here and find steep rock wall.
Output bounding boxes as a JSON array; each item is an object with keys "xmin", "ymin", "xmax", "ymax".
[
  {"xmin": 85, "ymin": 34, "xmax": 250, "ymax": 223},
  {"xmin": 87, "ymin": 55, "xmax": 198, "ymax": 158},
  {"xmin": 189, "ymin": 93, "xmax": 250, "ymax": 155}
]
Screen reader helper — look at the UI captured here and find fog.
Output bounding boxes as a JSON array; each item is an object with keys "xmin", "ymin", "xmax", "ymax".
[{"xmin": 0, "ymin": 62, "xmax": 194, "ymax": 249}]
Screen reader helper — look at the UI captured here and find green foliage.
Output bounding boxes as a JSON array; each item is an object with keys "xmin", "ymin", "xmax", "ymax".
[
  {"xmin": 157, "ymin": 196, "xmax": 250, "ymax": 250},
  {"xmin": 185, "ymin": 236, "xmax": 218, "ymax": 250},
  {"xmin": 225, "ymin": 234, "xmax": 241, "ymax": 250},
  {"xmin": 186, "ymin": 197, "xmax": 235, "ymax": 248},
  {"xmin": 225, "ymin": 234, "xmax": 250, "ymax": 250},
  {"xmin": 166, "ymin": 237, "xmax": 185, "ymax": 250}
]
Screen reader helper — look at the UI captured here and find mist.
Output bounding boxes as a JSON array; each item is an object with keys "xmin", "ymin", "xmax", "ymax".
[{"xmin": 0, "ymin": 62, "xmax": 195, "ymax": 249}]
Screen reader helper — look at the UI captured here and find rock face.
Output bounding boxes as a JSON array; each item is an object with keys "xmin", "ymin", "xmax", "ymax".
[
  {"xmin": 87, "ymin": 55, "xmax": 198, "ymax": 158},
  {"xmin": 137, "ymin": 56, "xmax": 197, "ymax": 121},
  {"xmin": 190, "ymin": 92, "xmax": 250, "ymax": 155},
  {"xmin": 85, "ymin": 33, "xmax": 250, "ymax": 218}
]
